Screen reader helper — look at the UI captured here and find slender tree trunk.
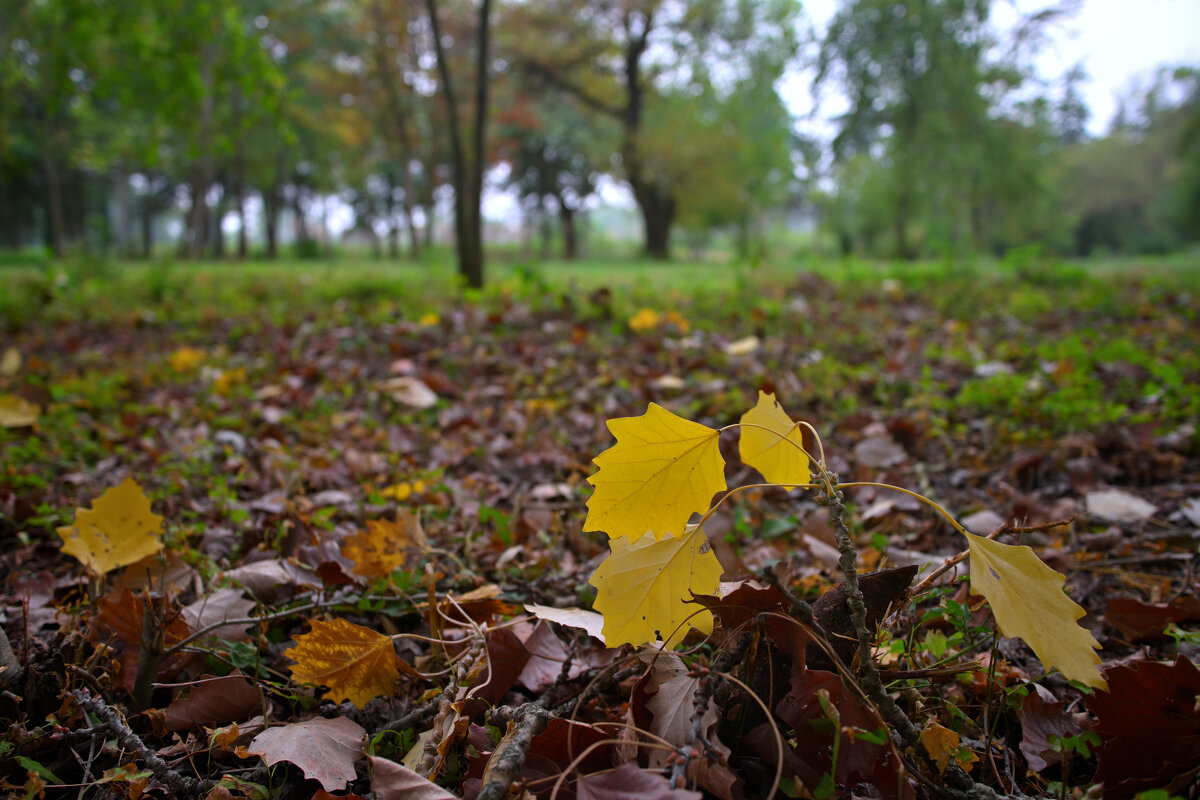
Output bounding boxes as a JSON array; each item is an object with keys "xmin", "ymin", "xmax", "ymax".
[
  {"xmin": 265, "ymin": 180, "xmax": 280, "ymax": 260},
  {"xmin": 560, "ymin": 205, "xmax": 578, "ymax": 260},
  {"xmin": 234, "ymin": 96, "xmax": 248, "ymax": 259},
  {"xmin": 424, "ymin": 0, "xmax": 490, "ymax": 288},
  {"xmin": 42, "ymin": 126, "xmax": 66, "ymax": 257},
  {"xmin": 142, "ymin": 200, "xmax": 155, "ymax": 259}
]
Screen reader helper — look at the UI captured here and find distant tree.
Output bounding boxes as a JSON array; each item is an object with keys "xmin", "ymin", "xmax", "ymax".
[
  {"xmin": 507, "ymin": 0, "xmax": 799, "ymax": 260},
  {"xmin": 424, "ymin": 0, "xmax": 492, "ymax": 288}
]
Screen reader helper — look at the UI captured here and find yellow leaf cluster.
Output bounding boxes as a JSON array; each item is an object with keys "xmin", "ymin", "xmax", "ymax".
[
  {"xmin": 288, "ymin": 618, "xmax": 403, "ymax": 708},
  {"xmin": 966, "ymin": 533, "xmax": 1106, "ymax": 690},
  {"xmin": 628, "ymin": 308, "xmax": 660, "ymax": 332},
  {"xmin": 57, "ymin": 477, "xmax": 164, "ymax": 574}
]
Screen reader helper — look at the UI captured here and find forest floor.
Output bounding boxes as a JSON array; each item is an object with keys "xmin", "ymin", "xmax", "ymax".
[{"xmin": 1, "ymin": 256, "xmax": 1198, "ymax": 800}]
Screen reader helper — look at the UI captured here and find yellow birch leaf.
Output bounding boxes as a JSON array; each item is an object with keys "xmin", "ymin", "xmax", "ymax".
[
  {"xmin": 584, "ymin": 403, "xmax": 725, "ymax": 542},
  {"xmin": 0, "ymin": 393, "xmax": 39, "ymax": 428},
  {"xmin": 920, "ymin": 721, "xmax": 960, "ymax": 774},
  {"xmin": 340, "ymin": 512, "xmax": 422, "ymax": 579},
  {"xmin": 966, "ymin": 533, "xmax": 1107, "ymax": 690},
  {"xmin": 288, "ymin": 618, "xmax": 402, "ymax": 708},
  {"xmin": 57, "ymin": 477, "xmax": 163, "ymax": 574},
  {"xmin": 739, "ymin": 391, "xmax": 810, "ymax": 488},
  {"xmin": 590, "ymin": 523, "xmax": 722, "ymax": 648}
]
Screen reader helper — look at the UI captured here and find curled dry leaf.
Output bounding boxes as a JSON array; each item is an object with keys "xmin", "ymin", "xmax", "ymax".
[
  {"xmin": 246, "ymin": 716, "xmax": 365, "ymax": 792},
  {"xmin": 524, "ymin": 603, "xmax": 606, "ymax": 643}
]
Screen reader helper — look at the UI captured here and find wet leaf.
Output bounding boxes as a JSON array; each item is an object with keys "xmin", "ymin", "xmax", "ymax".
[
  {"xmin": 966, "ymin": 533, "xmax": 1106, "ymax": 689},
  {"xmin": 288, "ymin": 618, "xmax": 404, "ymax": 708},
  {"xmin": 584, "ymin": 403, "xmax": 725, "ymax": 543},
  {"xmin": 739, "ymin": 391, "xmax": 810, "ymax": 488},
  {"xmin": 246, "ymin": 716, "xmax": 365, "ymax": 792},
  {"xmin": 56, "ymin": 478, "xmax": 163, "ymax": 574},
  {"xmin": 590, "ymin": 523, "xmax": 722, "ymax": 647}
]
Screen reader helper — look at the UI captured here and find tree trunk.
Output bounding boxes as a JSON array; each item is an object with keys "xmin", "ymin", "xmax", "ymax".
[
  {"xmin": 559, "ymin": 203, "xmax": 577, "ymax": 260},
  {"xmin": 265, "ymin": 180, "xmax": 280, "ymax": 259},
  {"xmin": 424, "ymin": 0, "xmax": 489, "ymax": 289},
  {"xmin": 630, "ymin": 180, "xmax": 674, "ymax": 260},
  {"xmin": 42, "ymin": 146, "xmax": 66, "ymax": 258}
]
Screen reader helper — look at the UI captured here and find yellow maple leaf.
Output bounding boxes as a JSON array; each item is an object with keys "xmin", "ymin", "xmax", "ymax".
[
  {"xmin": 966, "ymin": 533, "xmax": 1106, "ymax": 690},
  {"xmin": 590, "ymin": 523, "xmax": 722, "ymax": 647},
  {"xmin": 57, "ymin": 478, "xmax": 164, "ymax": 574},
  {"xmin": 584, "ymin": 403, "xmax": 726, "ymax": 542},
  {"xmin": 288, "ymin": 618, "xmax": 402, "ymax": 708},
  {"xmin": 0, "ymin": 393, "xmax": 39, "ymax": 428},
  {"xmin": 340, "ymin": 512, "xmax": 423, "ymax": 579},
  {"xmin": 739, "ymin": 391, "xmax": 810, "ymax": 488}
]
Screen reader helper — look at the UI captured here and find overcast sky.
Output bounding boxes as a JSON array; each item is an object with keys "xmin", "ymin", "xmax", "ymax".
[{"xmin": 791, "ymin": 0, "xmax": 1200, "ymax": 135}]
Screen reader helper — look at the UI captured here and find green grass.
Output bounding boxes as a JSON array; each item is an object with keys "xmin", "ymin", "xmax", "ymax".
[{"xmin": 1, "ymin": 249, "xmax": 1197, "ymax": 332}]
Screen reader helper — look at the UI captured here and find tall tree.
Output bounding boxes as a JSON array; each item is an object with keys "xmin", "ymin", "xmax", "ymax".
[
  {"xmin": 508, "ymin": 0, "xmax": 799, "ymax": 260},
  {"xmin": 424, "ymin": 0, "xmax": 492, "ymax": 288}
]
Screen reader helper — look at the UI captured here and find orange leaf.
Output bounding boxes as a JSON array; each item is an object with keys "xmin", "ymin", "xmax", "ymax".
[
  {"xmin": 340, "ymin": 511, "xmax": 425, "ymax": 579},
  {"xmin": 288, "ymin": 619, "xmax": 405, "ymax": 708}
]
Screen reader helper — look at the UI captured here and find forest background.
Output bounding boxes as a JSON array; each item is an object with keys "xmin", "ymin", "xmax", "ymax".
[{"xmin": 2, "ymin": 0, "xmax": 1199, "ymax": 289}]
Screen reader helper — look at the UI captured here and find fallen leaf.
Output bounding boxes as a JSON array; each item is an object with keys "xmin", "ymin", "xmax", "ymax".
[
  {"xmin": 162, "ymin": 673, "xmax": 263, "ymax": 732},
  {"xmin": 381, "ymin": 376, "xmax": 438, "ymax": 408},
  {"xmin": 723, "ymin": 336, "xmax": 760, "ymax": 356},
  {"xmin": 920, "ymin": 721, "xmax": 959, "ymax": 774},
  {"xmin": 288, "ymin": 618, "xmax": 404, "ymax": 708},
  {"xmin": 341, "ymin": 512, "xmax": 424, "ymax": 579},
  {"xmin": 57, "ymin": 478, "xmax": 164, "ymax": 574},
  {"xmin": 368, "ymin": 755, "xmax": 456, "ymax": 800},
  {"xmin": 1018, "ymin": 685, "xmax": 1086, "ymax": 773},
  {"xmin": 576, "ymin": 763, "xmax": 702, "ymax": 800},
  {"xmin": 182, "ymin": 588, "xmax": 255, "ymax": 642},
  {"xmin": 0, "ymin": 393, "xmax": 38, "ymax": 428},
  {"xmin": 0, "ymin": 346, "xmax": 20, "ymax": 376},
  {"xmin": 89, "ymin": 589, "xmax": 191, "ymax": 693},
  {"xmin": 590, "ymin": 523, "xmax": 721, "ymax": 647},
  {"xmin": 246, "ymin": 716, "xmax": 365, "ymax": 792},
  {"xmin": 584, "ymin": 403, "xmax": 726, "ymax": 542},
  {"xmin": 739, "ymin": 391, "xmax": 810, "ymax": 488},
  {"xmin": 524, "ymin": 604, "xmax": 606, "ymax": 643},
  {"xmin": 1105, "ymin": 595, "xmax": 1200, "ymax": 641},
  {"xmin": 516, "ymin": 620, "xmax": 587, "ymax": 689},
  {"xmin": 1088, "ymin": 657, "xmax": 1200, "ymax": 798},
  {"xmin": 1086, "ymin": 489, "xmax": 1157, "ymax": 523},
  {"xmin": 966, "ymin": 533, "xmax": 1106, "ymax": 689},
  {"xmin": 854, "ymin": 434, "xmax": 907, "ymax": 469},
  {"xmin": 628, "ymin": 308, "xmax": 660, "ymax": 332},
  {"xmin": 167, "ymin": 347, "xmax": 206, "ymax": 371}
]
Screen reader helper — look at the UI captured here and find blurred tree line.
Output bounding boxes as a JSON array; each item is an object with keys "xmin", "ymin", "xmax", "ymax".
[{"xmin": 1, "ymin": 0, "xmax": 1197, "ymax": 286}]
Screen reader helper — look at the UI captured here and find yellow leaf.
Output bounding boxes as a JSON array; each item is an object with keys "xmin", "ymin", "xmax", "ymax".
[
  {"xmin": 379, "ymin": 482, "xmax": 413, "ymax": 501},
  {"xmin": 289, "ymin": 618, "xmax": 402, "ymax": 708},
  {"xmin": 57, "ymin": 478, "xmax": 163, "ymax": 574},
  {"xmin": 739, "ymin": 391, "xmax": 810, "ymax": 488},
  {"xmin": 628, "ymin": 308, "xmax": 660, "ymax": 332},
  {"xmin": 417, "ymin": 312, "xmax": 440, "ymax": 327},
  {"xmin": 966, "ymin": 533, "xmax": 1106, "ymax": 690},
  {"xmin": 0, "ymin": 393, "xmax": 39, "ymax": 428},
  {"xmin": 590, "ymin": 523, "xmax": 722, "ymax": 648},
  {"xmin": 920, "ymin": 721, "xmax": 959, "ymax": 774},
  {"xmin": 167, "ymin": 346, "xmax": 206, "ymax": 371},
  {"xmin": 340, "ymin": 512, "xmax": 423, "ymax": 579},
  {"xmin": 584, "ymin": 403, "xmax": 726, "ymax": 542}
]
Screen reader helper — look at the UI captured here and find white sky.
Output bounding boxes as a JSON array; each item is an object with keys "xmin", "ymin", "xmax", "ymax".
[{"xmin": 792, "ymin": 0, "xmax": 1200, "ymax": 135}]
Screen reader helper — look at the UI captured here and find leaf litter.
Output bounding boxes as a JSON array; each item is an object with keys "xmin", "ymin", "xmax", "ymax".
[{"xmin": 0, "ymin": 272, "xmax": 1197, "ymax": 798}]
